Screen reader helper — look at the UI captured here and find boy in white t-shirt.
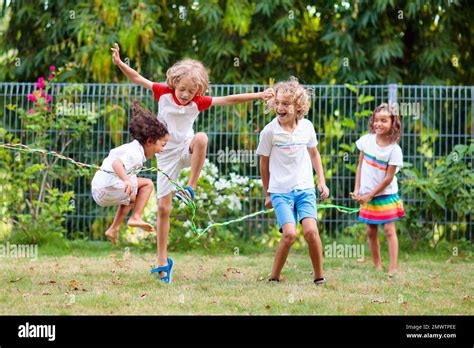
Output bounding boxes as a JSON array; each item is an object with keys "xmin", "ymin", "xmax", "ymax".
[
  {"xmin": 257, "ymin": 77, "xmax": 330, "ymax": 284},
  {"xmin": 111, "ymin": 43, "xmax": 273, "ymax": 282},
  {"xmin": 91, "ymin": 102, "xmax": 169, "ymax": 245}
]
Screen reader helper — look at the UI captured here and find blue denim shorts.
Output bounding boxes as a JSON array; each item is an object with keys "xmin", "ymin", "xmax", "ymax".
[{"xmin": 270, "ymin": 189, "xmax": 318, "ymax": 231}]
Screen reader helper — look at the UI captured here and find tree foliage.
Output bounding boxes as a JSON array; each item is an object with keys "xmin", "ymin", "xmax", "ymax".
[{"xmin": 1, "ymin": 0, "xmax": 472, "ymax": 85}]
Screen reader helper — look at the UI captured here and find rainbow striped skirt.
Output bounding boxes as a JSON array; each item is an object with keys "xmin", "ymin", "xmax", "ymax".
[{"xmin": 358, "ymin": 193, "xmax": 406, "ymax": 224}]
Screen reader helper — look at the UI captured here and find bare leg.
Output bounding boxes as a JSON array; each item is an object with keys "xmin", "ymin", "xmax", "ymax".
[
  {"xmin": 383, "ymin": 222, "xmax": 398, "ymax": 275},
  {"xmin": 156, "ymin": 192, "xmax": 173, "ymax": 275},
  {"xmin": 186, "ymin": 132, "xmax": 208, "ymax": 190},
  {"xmin": 105, "ymin": 203, "xmax": 134, "ymax": 245},
  {"xmin": 127, "ymin": 178, "xmax": 154, "ymax": 232},
  {"xmin": 302, "ymin": 218, "xmax": 324, "ymax": 280},
  {"xmin": 367, "ymin": 224, "xmax": 382, "ymax": 271},
  {"xmin": 270, "ymin": 223, "xmax": 297, "ymax": 280}
]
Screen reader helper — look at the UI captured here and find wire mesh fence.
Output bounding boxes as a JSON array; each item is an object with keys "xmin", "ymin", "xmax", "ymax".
[{"xmin": 1, "ymin": 83, "xmax": 472, "ymax": 240}]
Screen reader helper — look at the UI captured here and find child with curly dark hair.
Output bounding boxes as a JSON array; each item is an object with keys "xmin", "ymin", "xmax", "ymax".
[{"xmin": 91, "ymin": 102, "xmax": 169, "ymax": 245}]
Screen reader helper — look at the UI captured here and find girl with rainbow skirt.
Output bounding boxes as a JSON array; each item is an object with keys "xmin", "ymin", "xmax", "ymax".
[{"xmin": 351, "ymin": 103, "xmax": 405, "ymax": 276}]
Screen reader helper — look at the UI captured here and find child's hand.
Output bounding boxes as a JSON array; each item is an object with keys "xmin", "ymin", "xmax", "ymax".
[
  {"xmin": 318, "ymin": 184, "xmax": 330, "ymax": 200},
  {"xmin": 356, "ymin": 193, "xmax": 373, "ymax": 205},
  {"xmin": 111, "ymin": 43, "xmax": 122, "ymax": 65},
  {"xmin": 262, "ymin": 88, "xmax": 274, "ymax": 101},
  {"xmin": 264, "ymin": 195, "xmax": 273, "ymax": 209},
  {"xmin": 350, "ymin": 190, "xmax": 360, "ymax": 201},
  {"xmin": 122, "ymin": 179, "xmax": 134, "ymax": 196}
]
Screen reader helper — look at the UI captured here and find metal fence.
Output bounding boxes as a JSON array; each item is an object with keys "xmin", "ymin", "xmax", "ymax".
[{"xmin": 1, "ymin": 83, "xmax": 472, "ymax": 240}]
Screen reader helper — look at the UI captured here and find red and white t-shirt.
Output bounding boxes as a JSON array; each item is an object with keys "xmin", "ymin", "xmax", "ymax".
[{"xmin": 152, "ymin": 83, "xmax": 212, "ymax": 149}]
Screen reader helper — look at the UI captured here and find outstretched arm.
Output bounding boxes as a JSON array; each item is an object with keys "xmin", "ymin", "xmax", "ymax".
[
  {"xmin": 211, "ymin": 88, "xmax": 274, "ymax": 107},
  {"xmin": 111, "ymin": 43, "xmax": 153, "ymax": 90}
]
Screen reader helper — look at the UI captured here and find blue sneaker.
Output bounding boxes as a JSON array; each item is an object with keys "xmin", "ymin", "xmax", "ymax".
[{"xmin": 150, "ymin": 257, "xmax": 174, "ymax": 283}]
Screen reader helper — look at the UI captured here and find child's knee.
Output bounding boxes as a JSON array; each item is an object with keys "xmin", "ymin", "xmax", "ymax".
[
  {"xmin": 366, "ymin": 225, "xmax": 378, "ymax": 239},
  {"xmin": 302, "ymin": 219, "xmax": 319, "ymax": 242},
  {"xmin": 303, "ymin": 227, "xmax": 318, "ymax": 242},
  {"xmin": 144, "ymin": 178, "xmax": 154, "ymax": 188},
  {"xmin": 158, "ymin": 200, "xmax": 172, "ymax": 217},
  {"xmin": 281, "ymin": 226, "xmax": 297, "ymax": 245},
  {"xmin": 194, "ymin": 132, "xmax": 208, "ymax": 147},
  {"xmin": 129, "ymin": 194, "xmax": 137, "ymax": 204},
  {"xmin": 383, "ymin": 226, "xmax": 397, "ymax": 239}
]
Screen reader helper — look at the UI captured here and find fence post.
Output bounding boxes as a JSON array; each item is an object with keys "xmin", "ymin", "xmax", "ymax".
[
  {"xmin": 388, "ymin": 83, "xmax": 398, "ymax": 106},
  {"xmin": 471, "ymin": 87, "xmax": 474, "ymax": 137}
]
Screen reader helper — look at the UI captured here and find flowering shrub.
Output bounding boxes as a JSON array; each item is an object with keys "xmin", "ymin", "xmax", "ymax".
[
  {"xmin": 26, "ymin": 66, "xmax": 55, "ymax": 114},
  {"xmin": 0, "ymin": 66, "xmax": 97, "ymax": 244}
]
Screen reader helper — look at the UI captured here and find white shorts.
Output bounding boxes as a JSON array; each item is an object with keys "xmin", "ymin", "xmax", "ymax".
[
  {"xmin": 156, "ymin": 139, "xmax": 192, "ymax": 199},
  {"xmin": 91, "ymin": 175, "xmax": 138, "ymax": 207}
]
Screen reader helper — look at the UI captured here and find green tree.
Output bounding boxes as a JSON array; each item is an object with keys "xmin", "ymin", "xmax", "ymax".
[
  {"xmin": 317, "ymin": 0, "xmax": 473, "ymax": 84},
  {"xmin": 2, "ymin": 1, "xmax": 472, "ymax": 85}
]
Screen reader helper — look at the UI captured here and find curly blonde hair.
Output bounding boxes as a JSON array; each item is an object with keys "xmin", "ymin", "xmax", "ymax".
[
  {"xmin": 166, "ymin": 59, "xmax": 209, "ymax": 96},
  {"xmin": 265, "ymin": 76, "xmax": 312, "ymax": 120},
  {"xmin": 368, "ymin": 103, "xmax": 402, "ymax": 144}
]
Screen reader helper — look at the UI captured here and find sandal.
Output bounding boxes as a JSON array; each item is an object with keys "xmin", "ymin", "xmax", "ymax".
[
  {"xmin": 150, "ymin": 257, "xmax": 174, "ymax": 283},
  {"xmin": 175, "ymin": 186, "xmax": 195, "ymax": 205},
  {"xmin": 314, "ymin": 277, "xmax": 326, "ymax": 285}
]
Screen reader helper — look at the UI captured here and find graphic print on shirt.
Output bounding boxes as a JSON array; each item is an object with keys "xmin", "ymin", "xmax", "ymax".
[
  {"xmin": 272, "ymin": 133, "xmax": 310, "ymax": 159},
  {"xmin": 363, "ymin": 151, "xmax": 389, "ymax": 171}
]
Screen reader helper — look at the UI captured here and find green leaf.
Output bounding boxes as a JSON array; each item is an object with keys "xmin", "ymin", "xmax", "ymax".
[
  {"xmin": 345, "ymin": 163, "xmax": 357, "ymax": 173},
  {"xmin": 340, "ymin": 118, "xmax": 356, "ymax": 129},
  {"xmin": 358, "ymin": 95, "xmax": 375, "ymax": 104},
  {"xmin": 354, "ymin": 110, "xmax": 373, "ymax": 117},
  {"xmin": 344, "ymin": 83, "xmax": 358, "ymax": 94},
  {"xmin": 425, "ymin": 189, "xmax": 446, "ymax": 209}
]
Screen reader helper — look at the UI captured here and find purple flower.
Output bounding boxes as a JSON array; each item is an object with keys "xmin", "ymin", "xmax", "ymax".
[
  {"xmin": 27, "ymin": 94, "xmax": 37, "ymax": 102},
  {"xmin": 50, "ymin": 66, "xmax": 56, "ymax": 72},
  {"xmin": 28, "ymin": 109, "xmax": 35, "ymax": 114}
]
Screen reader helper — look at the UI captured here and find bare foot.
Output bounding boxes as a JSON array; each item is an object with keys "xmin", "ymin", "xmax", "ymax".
[
  {"xmin": 105, "ymin": 228, "xmax": 119, "ymax": 245},
  {"xmin": 127, "ymin": 218, "xmax": 154, "ymax": 232}
]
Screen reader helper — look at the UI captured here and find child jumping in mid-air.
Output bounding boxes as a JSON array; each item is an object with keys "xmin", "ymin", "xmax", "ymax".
[
  {"xmin": 111, "ymin": 43, "xmax": 272, "ymax": 282},
  {"xmin": 91, "ymin": 102, "xmax": 169, "ymax": 245},
  {"xmin": 351, "ymin": 103, "xmax": 405, "ymax": 276},
  {"xmin": 257, "ymin": 77, "xmax": 329, "ymax": 284}
]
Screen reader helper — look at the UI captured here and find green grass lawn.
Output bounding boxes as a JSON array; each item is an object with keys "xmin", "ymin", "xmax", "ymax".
[{"xmin": 0, "ymin": 241, "xmax": 472, "ymax": 315}]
